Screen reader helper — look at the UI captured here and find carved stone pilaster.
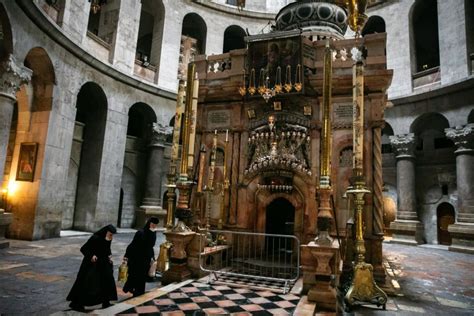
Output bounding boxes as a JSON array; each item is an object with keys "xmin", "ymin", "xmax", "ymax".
[
  {"xmin": 0, "ymin": 55, "xmax": 31, "ymax": 247},
  {"xmin": 445, "ymin": 124, "xmax": 474, "ymax": 254},
  {"xmin": 389, "ymin": 133, "xmax": 416, "ymax": 158},
  {"xmin": 137, "ymin": 123, "xmax": 173, "ymax": 229},
  {"xmin": 389, "ymin": 133, "xmax": 424, "ymax": 245},
  {"xmin": 445, "ymin": 124, "xmax": 474, "ymax": 154},
  {"xmin": 0, "ymin": 55, "xmax": 32, "ymax": 100},
  {"xmin": 149, "ymin": 122, "xmax": 173, "ymax": 147}
]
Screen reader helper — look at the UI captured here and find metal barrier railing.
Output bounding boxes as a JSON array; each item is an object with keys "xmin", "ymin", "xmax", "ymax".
[{"xmin": 199, "ymin": 230, "xmax": 300, "ymax": 293}]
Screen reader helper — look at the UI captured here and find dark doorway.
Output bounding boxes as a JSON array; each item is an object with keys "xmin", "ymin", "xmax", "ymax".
[
  {"xmin": 117, "ymin": 188, "xmax": 124, "ymax": 228},
  {"xmin": 265, "ymin": 198, "xmax": 295, "ymax": 255},
  {"xmin": 437, "ymin": 202, "xmax": 455, "ymax": 245}
]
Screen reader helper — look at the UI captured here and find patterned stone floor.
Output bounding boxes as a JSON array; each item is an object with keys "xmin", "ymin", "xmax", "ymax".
[
  {"xmin": 0, "ymin": 233, "xmax": 473, "ymax": 315},
  {"xmin": 117, "ymin": 282, "xmax": 300, "ymax": 316}
]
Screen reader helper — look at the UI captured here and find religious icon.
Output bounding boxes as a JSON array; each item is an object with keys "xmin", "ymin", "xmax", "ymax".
[
  {"xmin": 304, "ymin": 105, "xmax": 312, "ymax": 116},
  {"xmin": 247, "ymin": 108, "xmax": 256, "ymax": 119},
  {"xmin": 273, "ymin": 101, "xmax": 282, "ymax": 111},
  {"xmin": 16, "ymin": 142, "xmax": 38, "ymax": 182}
]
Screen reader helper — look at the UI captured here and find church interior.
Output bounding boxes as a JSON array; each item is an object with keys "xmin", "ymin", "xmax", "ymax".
[{"xmin": 0, "ymin": 0, "xmax": 473, "ymax": 314}]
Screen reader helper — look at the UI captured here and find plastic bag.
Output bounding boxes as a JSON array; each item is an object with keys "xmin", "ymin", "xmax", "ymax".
[
  {"xmin": 118, "ymin": 259, "xmax": 128, "ymax": 283},
  {"xmin": 148, "ymin": 259, "xmax": 157, "ymax": 278}
]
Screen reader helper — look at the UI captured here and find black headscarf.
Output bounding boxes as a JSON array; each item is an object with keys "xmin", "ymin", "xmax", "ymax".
[
  {"xmin": 94, "ymin": 225, "xmax": 117, "ymax": 238},
  {"xmin": 144, "ymin": 217, "xmax": 159, "ymax": 229}
]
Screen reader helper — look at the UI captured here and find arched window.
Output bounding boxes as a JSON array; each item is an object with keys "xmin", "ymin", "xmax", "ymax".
[
  {"xmin": 135, "ymin": 0, "xmax": 165, "ymax": 67},
  {"xmin": 382, "ymin": 123, "xmax": 394, "ymax": 154},
  {"xmin": 410, "ymin": 113, "xmax": 453, "ymax": 151},
  {"xmin": 127, "ymin": 103, "xmax": 157, "ymax": 139},
  {"xmin": 468, "ymin": 109, "xmax": 474, "ymax": 124},
  {"xmin": 361, "ymin": 16, "xmax": 385, "ymax": 36},
  {"xmin": 339, "ymin": 146, "xmax": 353, "ymax": 168},
  {"xmin": 466, "ymin": 0, "xmax": 474, "ymax": 73},
  {"xmin": 223, "ymin": 25, "xmax": 246, "ymax": 53},
  {"xmin": 178, "ymin": 13, "xmax": 207, "ymax": 80},
  {"xmin": 86, "ymin": 0, "xmax": 119, "ymax": 45},
  {"xmin": 411, "ymin": 0, "xmax": 440, "ymax": 73},
  {"xmin": 0, "ymin": 4, "xmax": 13, "ymax": 61},
  {"xmin": 43, "ymin": 0, "xmax": 66, "ymax": 26}
]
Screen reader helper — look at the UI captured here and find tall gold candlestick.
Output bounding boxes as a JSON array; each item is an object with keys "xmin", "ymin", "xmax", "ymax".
[
  {"xmin": 180, "ymin": 63, "xmax": 195, "ymax": 179},
  {"xmin": 166, "ymin": 81, "xmax": 186, "ymax": 229},
  {"xmin": 218, "ymin": 130, "xmax": 229, "ymax": 230},
  {"xmin": 315, "ymin": 40, "xmax": 335, "ymax": 245},
  {"xmin": 208, "ymin": 130, "xmax": 217, "ymax": 191},
  {"xmin": 320, "ymin": 40, "xmax": 333, "ymax": 190},
  {"xmin": 197, "ymin": 145, "xmax": 206, "ymax": 194},
  {"xmin": 352, "ymin": 59, "xmax": 364, "ymax": 172},
  {"xmin": 344, "ymin": 46, "xmax": 387, "ymax": 311},
  {"xmin": 187, "ymin": 72, "xmax": 199, "ymax": 176}
]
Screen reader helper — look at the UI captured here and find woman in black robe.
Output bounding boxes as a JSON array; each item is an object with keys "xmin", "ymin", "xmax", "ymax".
[
  {"xmin": 123, "ymin": 217, "xmax": 159, "ymax": 297},
  {"xmin": 67, "ymin": 224, "xmax": 118, "ymax": 311}
]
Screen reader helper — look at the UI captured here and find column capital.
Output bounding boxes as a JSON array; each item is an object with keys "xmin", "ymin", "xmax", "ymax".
[
  {"xmin": 0, "ymin": 55, "xmax": 32, "ymax": 100},
  {"xmin": 445, "ymin": 123, "xmax": 474, "ymax": 154},
  {"xmin": 149, "ymin": 123, "xmax": 173, "ymax": 147},
  {"xmin": 389, "ymin": 133, "xmax": 416, "ymax": 158}
]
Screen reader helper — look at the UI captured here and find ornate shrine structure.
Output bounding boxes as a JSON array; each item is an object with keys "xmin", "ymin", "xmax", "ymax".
[{"xmin": 163, "ymin": 0, "xmax": 393, "ymax": 309}]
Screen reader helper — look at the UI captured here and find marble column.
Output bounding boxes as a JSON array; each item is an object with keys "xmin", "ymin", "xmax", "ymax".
[
  {"xmin": 389, "ymin": 133, "xmax": 424, "ymax": 244},
  {"xmin": 445, "ymin": 124, "xmax": 474, "ymax": 254},
  {"xmin": 0, "ymin": 55, "xmax": 32, "ymax": 248},
  {"xmin": 137, "ymin": 123, "xmax": 172, "ymax": 229}
]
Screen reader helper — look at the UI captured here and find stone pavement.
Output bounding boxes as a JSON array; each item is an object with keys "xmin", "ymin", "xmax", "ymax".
[{"xmin": 0, "ymin": 232, "xmax": 473, "ymax": 315}]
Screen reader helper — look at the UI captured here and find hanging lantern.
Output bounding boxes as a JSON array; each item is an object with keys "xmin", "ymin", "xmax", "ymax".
[
  {"xmin": 345, "ymin": 0, "xmax": 368, "ymax": 35},
  {"xmin": 88, "ymin": 0, "xmax": 107, "ymax": 14}
]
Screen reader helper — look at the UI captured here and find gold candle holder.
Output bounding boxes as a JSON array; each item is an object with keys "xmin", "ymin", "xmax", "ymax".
[
  {"xmin": 343, "ymin": 48, "xmax": 387, "ymax": 311},
  {"xmin": 315, "ymin": 40, "xmax": 334, "ymax": 246}
]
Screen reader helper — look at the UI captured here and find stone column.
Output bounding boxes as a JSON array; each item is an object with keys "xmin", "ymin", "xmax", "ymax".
[
  {"xmin": 137, "ymin": 123, "xmax": 172, "ymax": 229},
  {"xmin": 0, "ymin": 55, "xmax": 32, "ymax": 248},
  {"xmin": 445, "ymin": 124, "xmax": 474, "ymax": 254},
  {"xmin": 389, "ymin": 133, "xmax": 424, "ymax": 244}
]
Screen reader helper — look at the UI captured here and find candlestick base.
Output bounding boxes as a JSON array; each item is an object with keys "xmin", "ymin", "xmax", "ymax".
[{"xmin": 343, "ymin": 262, "xmax": 387, "ymax": 312}]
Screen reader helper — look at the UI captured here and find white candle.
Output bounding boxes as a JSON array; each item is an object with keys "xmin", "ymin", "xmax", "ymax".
[{"xmin": 225, "ymin": 129, "xmax": 229, "ymax": 142}]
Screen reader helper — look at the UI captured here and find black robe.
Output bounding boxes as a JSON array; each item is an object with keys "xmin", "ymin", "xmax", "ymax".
[
  {"xmin": 67, "ymin": 234, "xmax": 117, "ymax": 306},
  {"xmin": 123, "ymin": 228, "xmax": 156, "ymax": 296}
]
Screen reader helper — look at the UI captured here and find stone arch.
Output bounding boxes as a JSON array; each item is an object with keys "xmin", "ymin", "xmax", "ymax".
[
  {"xmin": 334, "ymin": 136, "xmax": 354, "ymax": 232},
  {"xmin": 24, "ymin": 47, "xmax": 56, "ymax": 112},
  {"xmin": 436, "ymin": 202, "xmax": 455, "ymax": 245},
  {"xmin": 382, "ymin": 122, "xmax": 394, "ymax": 154},
  {"xmin": 72, "ymin": 82, "xmax": 108, "ymax": 231},
  {"xmin": 182, "ymin": 13, "xmax": 207, "ymax": 54},
  {"xmin": 468, "ymin": 109, "xmax": 474, "ymax": 124},
  {"xmin": 361, "ymin": 15, "xmax": 385, "ymax": 36},
  {"xmin": 410, "ymin": 0, "xmax": 440, "ymax": 73},
  {"xmin": 257, "ymin": 188, "xmax": 304, "ymax": 237},
  {"xmin": 465, "ymin": 0, "xmax": 474, "ymax": 73},
  {"xmin": 127, "ymin": 102, "xmax": 157, "ymax": 139},
  {"xmin": 0, "ymin": 3, "xmax": 13, "ymax": 61},
  {"xmin": 136, "ymin": 0, "xmax": 165, "ymax": 67},
  {"xmin": 243, "ymin": 173, "xmax": 310, "ymax": 241},
  {"xmin": 223, "ymin": 25, "xmax": 246, "ymax": 53},
  {"xmin": 120, "ymin": 166, "xmax": 139, "ymax": 228},
  {"xmin": 410, "ymin": 112, "xmax": 452, "ymax": 151}
]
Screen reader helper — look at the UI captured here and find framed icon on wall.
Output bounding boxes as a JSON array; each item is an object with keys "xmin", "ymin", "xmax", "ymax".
[{"xmin": 16, "ymin": 142, "xmax": 38, "ymax": 182}]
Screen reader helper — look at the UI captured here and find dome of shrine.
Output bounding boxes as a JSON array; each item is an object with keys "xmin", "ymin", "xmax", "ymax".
[{"xmin": 275, "ymin": 0, "xmax": 348, "ymax": 38}]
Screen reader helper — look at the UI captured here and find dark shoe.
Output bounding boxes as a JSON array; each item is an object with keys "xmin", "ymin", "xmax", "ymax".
[
  {"xmin": 69, "ymin": 302, "xmax": 85, "ymax": 312},
  {"xmin": 102, "ymin": 302, "xmax": 113, "ymax": 309}
]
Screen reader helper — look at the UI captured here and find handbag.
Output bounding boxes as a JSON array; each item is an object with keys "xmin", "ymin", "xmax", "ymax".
[
  {"xmin": 118, "ymin": 259, "xmax": 128, "ymax": 283},
  {"xmin": 148, "ymin": 259, "xmax": 157, "ymax": 278}
]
